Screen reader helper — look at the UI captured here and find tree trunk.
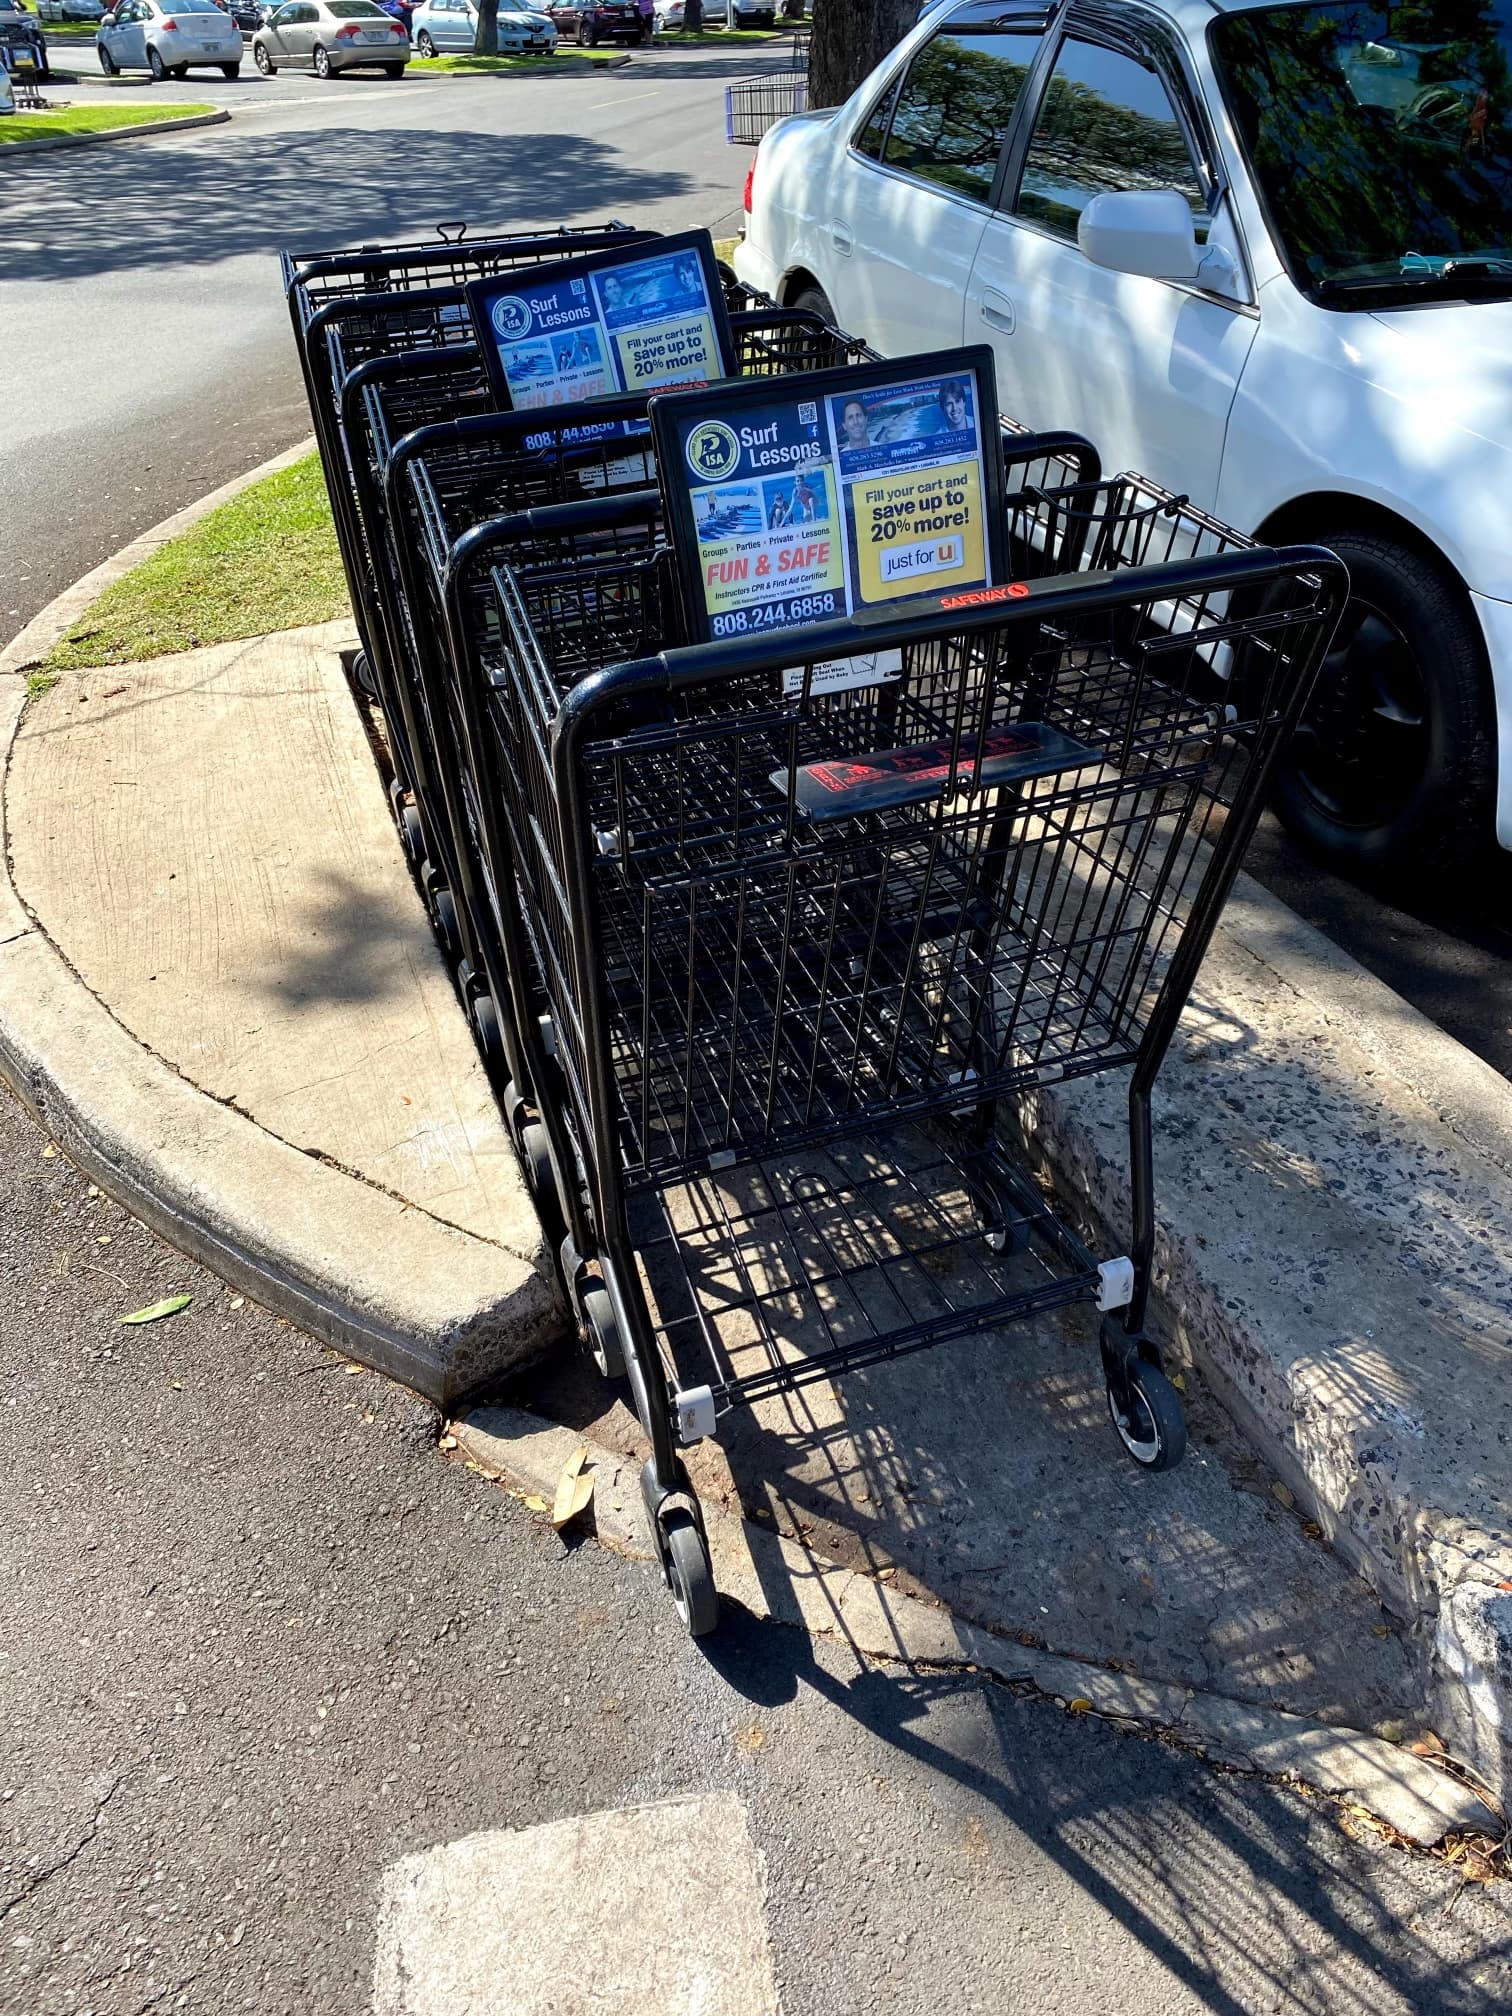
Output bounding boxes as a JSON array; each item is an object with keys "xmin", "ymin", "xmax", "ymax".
[
  {"xmin": 475, "ymin": 0, "xmax": 498, "ymax": 55},
  {"xmin": 684, "ymin": 0, "xmax": 703, "ymax": 31},
  {"xmin": 808, "ymin": 0, "xmax": 914, "ymax": 108}
]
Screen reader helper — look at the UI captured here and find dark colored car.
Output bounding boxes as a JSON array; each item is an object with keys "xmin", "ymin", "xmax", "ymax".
[
  {"xmin": 546, "ymin": 1, "xmax": 644, "ymax": 46},
  {"xmin": 215, "ymin": 0, "xmax": 262, "ymax": 28}
]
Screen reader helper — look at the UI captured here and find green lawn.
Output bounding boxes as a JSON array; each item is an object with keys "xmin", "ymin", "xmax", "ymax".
[
  {"xmin": 422, "ymin": 48, "xmax": 624, "ymax": 72},
  {"xmin": 33, "ymin": 18, "xmax": 98, "ymax": 34},
  {"xmin": 0, "ymin": 99, "xmax": 215, "ymax": 143},
  {"xmin": 42, "ymin": 452, "xmax": 348, "ymax": 672}
]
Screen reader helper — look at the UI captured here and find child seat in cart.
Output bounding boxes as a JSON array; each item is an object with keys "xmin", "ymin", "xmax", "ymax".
[{"xmin": 476, "ymin": 374, "xmax": 1346, "ymax": 1636}]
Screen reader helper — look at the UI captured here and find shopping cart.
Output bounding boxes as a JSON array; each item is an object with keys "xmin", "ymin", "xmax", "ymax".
[
  {"xmin": 725, "ymin": 71, "xmax": 808, "ymax": 144},
  {"xmin": 282, "ymin": 222, "xmax": 650, "ymax": 710},
  {"xmin": 478, "ymin": 476, "xmax": 1346, "ymax": 1633}
]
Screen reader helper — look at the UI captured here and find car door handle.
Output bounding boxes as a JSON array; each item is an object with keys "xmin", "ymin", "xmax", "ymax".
[
  {"xmin": 979, "ymin": 289, "xmax": 1016, "ymax": 333},
  {"xmin": 829, "ymin": 221, "xmax": 855, "ymax": 257}
]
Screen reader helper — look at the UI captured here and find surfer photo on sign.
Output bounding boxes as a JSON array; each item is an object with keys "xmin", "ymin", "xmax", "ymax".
[
  {"xmin": 769, "ymin": 489, "xmax": 791, "ymax": 530},
  {"xmin": 792, "ymin": 470, "xmax": 820, "ymax": 523}
]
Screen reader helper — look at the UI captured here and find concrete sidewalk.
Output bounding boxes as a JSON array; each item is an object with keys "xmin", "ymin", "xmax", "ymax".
[{"xmin": 0, "ymin": 607, "xmax": 1508, "ymax": 1812}]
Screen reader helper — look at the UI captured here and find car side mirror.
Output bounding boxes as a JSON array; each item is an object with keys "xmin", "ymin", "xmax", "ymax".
[{"xmin": 1077, "ymin": 188, "xmax": 1203, "ymax": 281}]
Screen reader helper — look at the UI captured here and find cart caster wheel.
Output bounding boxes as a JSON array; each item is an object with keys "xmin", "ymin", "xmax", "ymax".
[
  {"xmin": 468, "ymin": 988, "xmax": 504, "ymax": 1069},
  {"xmin": 352, "ymin": 649, "xmax": 378, "ymax": 699},
  {"xmin": 1107, "ymin": 1360, "xmax": 1187, "ymax": 1473},
  {"xmin": 518, "ymin": 1121, "xmax": 557, "ymax": 1211},
  {"xmin": 662, "ymin": 1509, "xmax": 718, "ymax": 1637},
  {"xmin": 425, "ymin": 876, "xmax": 461, "ymax": 964},
  {"xmin": 578, "ymin": 1282, "xmax": 626, "ymax": 1381},
  {"xmin": 503, "ymin": 1080, "xmax": 531, "ymax": 1151},
  {"xmin": 399, "ymin": 802, "xmax": 425, "ymax": 867},
  {"xmin": 983, "ymin": 1221, "xmax": 1026, "ymax": 1257}
]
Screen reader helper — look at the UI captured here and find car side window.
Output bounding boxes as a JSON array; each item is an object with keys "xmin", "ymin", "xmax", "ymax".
[
  {"xmin": 1015, "ymin": 35, "xmax": 1208, "ymax": 240},
  {"xmin": 852, "ymin": 74, "xmax": 902, "ymax": 163},
  {"xmin": 880, "ymin": 24, "xmax": 1043, "ymax": 205}
]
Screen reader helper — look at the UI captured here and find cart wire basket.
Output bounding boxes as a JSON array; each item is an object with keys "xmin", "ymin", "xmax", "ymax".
[
  {"xmin": 725, "ymin": 70, "xmax": 809, "ymax": 145},
  {"xmin": 478, "ymin": 478, "xmax": 1346, "ymax": 1633}
]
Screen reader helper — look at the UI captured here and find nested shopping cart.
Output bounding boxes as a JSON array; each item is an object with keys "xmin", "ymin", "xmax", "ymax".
[{"xmin": 477, "ymin": 477, "xmax": 1345, "ymax": 1633}]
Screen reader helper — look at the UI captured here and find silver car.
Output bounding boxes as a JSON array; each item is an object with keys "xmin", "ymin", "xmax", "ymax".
[
  {"xmin": 253, "ymin": 0, "xmax": 409, "ymax": 75},
  {"xmin": 97, "ymin": 0, "xmax": 243, "ymax": 77}
]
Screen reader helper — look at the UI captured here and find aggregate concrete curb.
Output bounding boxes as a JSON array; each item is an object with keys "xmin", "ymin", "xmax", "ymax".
[
  {"xmin": 0, "ymin": 466, "xmax": 562, "ymax": 1407},
  {"xmin": 453, "ymin": 1406, "xmax": 1500, "ymax": 1852},
  {"xmin": 0, "ymin": 107, "xmax": 228, "ymax": 156}
]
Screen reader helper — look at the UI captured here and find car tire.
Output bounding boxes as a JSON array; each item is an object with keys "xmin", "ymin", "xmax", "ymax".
[
  {"xmin": 221, "ymin": 61, "xmax": 240, "ymax": 75},
  {"xmin": 98, "ymin": 44, "xmax": 118, "ymax": 72},
  {"xmin": 147, "ymin": 44, "xmax": 167, "ymax": 77},
  {"xmin": 1268, "ymin": 527, "xmax": 1496, "ymax": 881},
  {"xmin": 583, "ymin": 21, "xmax": 596, "ymax": 44},
  {"xmin": 383, "ymin": 59, "xmax": 403, "ymax": 73},
  {"xmin": 790, "ymin": 281, "xmax": 836, "ymax": 324},
  {"xmin": 312, "ymin": 40, "xmax": 332, "ymax": 74},
  {"xmin": 254, "ymin": 40, "xmax": 274, "ymax": 69}
]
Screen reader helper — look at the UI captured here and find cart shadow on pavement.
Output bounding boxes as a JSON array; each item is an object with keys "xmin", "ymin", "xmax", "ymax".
[
  {"xmin": 0, "ymin": 129, "xmax": 693, "ymax": 286},
  {"xmin": 699, "ymin": 1600, "xmax": 1512, "ymax": 2016}
]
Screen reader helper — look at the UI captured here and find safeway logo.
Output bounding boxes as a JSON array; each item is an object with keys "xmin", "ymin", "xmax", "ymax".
[{"xmin": 939, "ymin": 583, "xmax": 1031, "ymax": 610}]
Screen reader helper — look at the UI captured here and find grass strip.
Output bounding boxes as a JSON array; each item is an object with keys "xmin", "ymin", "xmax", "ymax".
[
  {"xmin": 0, "ymin": 99, "xmax": 214, "ymax": 143},
  {"xmin": 42, "ymin": 451, "xmax": 347, "ymax": 671}
]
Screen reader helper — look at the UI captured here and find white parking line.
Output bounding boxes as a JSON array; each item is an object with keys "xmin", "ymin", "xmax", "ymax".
[
  {"xmin": 373, "ymin": 1793, "xmax": 781, "ymax": 2015},
  {"xmin": 585, "ymin": 87, "xmax": 666, "ymax": 108}
]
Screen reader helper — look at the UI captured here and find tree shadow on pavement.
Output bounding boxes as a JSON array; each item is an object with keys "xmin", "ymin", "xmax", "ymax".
[
  {"xmin": 0, "ymin": 127, "xmax": 692, "ymax": 286},
  {"xmin": 702, "ymin": 1599, "xmax": 1512, "ymax": 2016}
]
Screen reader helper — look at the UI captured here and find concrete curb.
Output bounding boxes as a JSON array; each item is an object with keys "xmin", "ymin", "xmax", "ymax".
[
  {"xmin": 0, "ymin": 472, "xmax": 562, "ymax": 1407},
  {"xmin": 453, "ymin": 1405, "xmax": 1501, "ymax": 1852},
  {"xmin": 0, "ymin": 107, "xmax": 228, "ymax": 155},
  {"xmin": 0, "ymin": 435, "xmax": 316, "ymax": 680}
]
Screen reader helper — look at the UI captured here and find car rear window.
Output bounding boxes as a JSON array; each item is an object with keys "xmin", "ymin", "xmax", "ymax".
[
  {"xmin": 329, "ymin": 1, "xmax": 387, "ymax": 14},
  {"xmin": 172, "ymin": 0, "xmax": 226, "ymax": 11}
]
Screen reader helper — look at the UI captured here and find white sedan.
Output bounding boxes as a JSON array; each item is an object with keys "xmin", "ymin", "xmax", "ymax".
[
  {"xmin": 738, "ymin": 0, "xmax": 1512, "ymax": 881},
  {"xmin": 97, "ymin": 0, "xmax": 242, "ymax": 76},
  {"xmin": 411, "ymin": 0, "xmax": 554, "ymax": 56}
]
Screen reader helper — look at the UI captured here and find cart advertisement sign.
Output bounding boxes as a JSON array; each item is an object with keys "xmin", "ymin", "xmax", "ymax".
[
  {"xmin": 466, "ymin": 233, "xmax": 736, "ymax": 422},
  {"xmin": 653, "ymin": 349, "xmax": 1005, "ymax": 652}
]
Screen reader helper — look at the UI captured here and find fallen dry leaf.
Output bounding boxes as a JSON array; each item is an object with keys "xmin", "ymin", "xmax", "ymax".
[
  {"xmin": 343, "ymin": 1363, "xmax": 363, "ymax": 1377},
  {"xmin": 1271, "ymin": 1482, "xmax": 1295, "ymax": 1509},
  {"xmin": 1409, "ymin": 1730, "xmax": 1448, "ymax": 1756},
  {"xmin": 41, "ymin": 1144, "xmax": 58, "ymax": 1160},
  {"xmin": 1068, "ymin": 1697, "xmax": 1093, "ymax": 1714},
  {"xmin": 438, "ymin": 1434, "xmax": 458, "ymax": 1452},
  {"xmin": 524, "ymin": 1494, "xmax": 549, "ymax": 1514},
  {"xmin": 1371, "ymin": 1624, "xmax": 1392, "ymax": 1639},
  {"xmin": 552, "ymin": 1446, "xmax": 594, "ymax": 1529}
]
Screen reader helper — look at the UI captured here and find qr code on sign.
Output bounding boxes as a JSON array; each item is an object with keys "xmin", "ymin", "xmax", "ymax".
[
  {"xmin": 799, "ymin": 401, "xmax": 817, "ymax": 424},
  {"xmin": 572, "ymin": 279, "xmax": 587, "ymax": 297}
]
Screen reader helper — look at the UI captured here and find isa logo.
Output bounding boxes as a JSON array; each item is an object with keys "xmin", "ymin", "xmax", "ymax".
[
  {"xmin": 686, "ymin": 420, "xmax": 740, "ymax": 482},
  {"xmin": 491, "ymin": 296, "xmax": 533, "ymax": 341}
]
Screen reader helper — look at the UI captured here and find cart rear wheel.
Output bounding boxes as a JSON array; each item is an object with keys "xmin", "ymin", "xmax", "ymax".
[
  {"xmin": 351, "ymin": 648, "xmax": 377, "ymax": 698},
  {"xmin": 518, "ymin": 1121, "xmax": 557, "ymax": 1213},
  {"xmin": 1107, "ymin": 1361, "xmax": 1187, "ymax": 1472},
  {"xmin": 578, "ymin": 1282, "xmax": 626, "ymax": 1381},
  {"xmin": 424, "ymin": 873, "xmax": 461, "ymax": 964},
  {"xmin": 399, "ymin": 801, "xmax": 425, "ymax": 866},
  {"xmin": 662, "ymin": 1510, "xmax": 718, "ymax": 1637},
  {"xmin": 468, "ymin": 987, "xmax": 504, "ymax": 1069}
]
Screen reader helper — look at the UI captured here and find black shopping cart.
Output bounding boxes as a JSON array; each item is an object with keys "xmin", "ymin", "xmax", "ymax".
[
  {"xmin": 725, "ymin": 71, "xmax": 808, "ymax": 144},
  {"xmin": 478, "ymin": 476, "xmax": 1345, "ymax": 1633}
]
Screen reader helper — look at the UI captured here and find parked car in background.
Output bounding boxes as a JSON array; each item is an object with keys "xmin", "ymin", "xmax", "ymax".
[
  {"xmin": 728, "ymin": 0, "xmax": 775, "ymax": 24},
  {"xmin": 652, "ymin": 0, "xmax": 726, "ymax": 29},
  {"xmin": 412, "ymin": 0, "xmax": 552, "ymax": 55},
  {"xmin": 98, "ymin": 0, "xmax": 242, "ymax": 74},
  {"xmin": 252, "ymin": 0, "xmax": 408, "ymax": 70},
  {"xmin": 216, "ymin": 0, "xmax": 263, "ymax": 30},
  {"xmin": 544, "ymin": 1, "xmax": 643, "ymax": 46},
  {"xmin": 738, "ymin": 0, "xmax": 1512, "ymax": 882},
  {"xmin": 38, "ymin": 0, "xmax": 105, "ymax": 21}
]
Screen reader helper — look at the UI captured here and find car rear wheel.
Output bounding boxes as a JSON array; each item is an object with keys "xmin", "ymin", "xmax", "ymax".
[
  {"xmin": 254, "ymin": 39, "xmax": 274, "ymax": 70},
  {"xmin": 1271, "ymin": 527, "xmax": 1496, "ymax": 880},
  {"xmin": 312, "ymin": 40, "xmax": 332, "ymax": 75},
  {"xmin": 220, "ymin": 61, "xmax": 240, "ymax": 75},
  {"xmin": 383, "ymin": 60, "xmax": 403, "ymax": 73},
  {"xmin": 147, "ymin": 44, "xmax": 167, "ymax": 77},
  {"xmin": 583, "ymin": 21, "xmax": 597, "ymax": 44},
  {"xmin": 415, "ymin": 28, "xmax": 434, "ymax": 53}
]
